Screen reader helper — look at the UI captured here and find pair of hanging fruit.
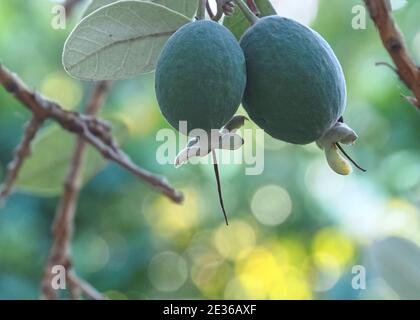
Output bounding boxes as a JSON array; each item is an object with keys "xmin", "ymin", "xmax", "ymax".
[{"xmin": 155, "ymin": 11, "xmax": 364, "ymax": 225}]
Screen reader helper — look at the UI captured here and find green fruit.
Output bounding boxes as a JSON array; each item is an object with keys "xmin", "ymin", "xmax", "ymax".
[
  {"xmin": 240, "ymin": 16, "xmax": 347, "ymax": 144},
  {"xmin": 155, "ymin": 20, "xmax": 246, "ymax": 133}
]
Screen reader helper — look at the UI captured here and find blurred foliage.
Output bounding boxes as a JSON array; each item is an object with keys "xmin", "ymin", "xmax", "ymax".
[{"xmin": 0, "ymin": 0, "xmax": 420, "ymax": 300}]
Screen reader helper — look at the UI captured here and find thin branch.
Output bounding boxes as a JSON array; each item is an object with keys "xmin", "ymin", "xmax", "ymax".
[
  {"xmin": 0, "ymin": 64, "xmax": 184, "ymax": 203},
  {"xmin": 375, "ymin": 61, "xmax": 398, "ymax": 73},
  {"xmin": 67, "ymin": 271, "xmax": 107, "ymax": 300},
  {"xmin": 401, "ymin": 94, "xmax": 419, "ymax": 108},
  {"xmin": 41, "ymin": 82, "xmax": 110, "ymax": 300},
  {"xmin": 213, "ymin": 0, "xmax": 225, "ymax": 21},
  {"xmin": 0, "ymin": 116, "xmax": 44, "ymax": 205},
  {"xmin": 365, "ymin": 0, "xmax": 420, "ymax": 110},
  {"xmin": 206, "ymin": 0, "xmax": 215, "ymax": 19}
]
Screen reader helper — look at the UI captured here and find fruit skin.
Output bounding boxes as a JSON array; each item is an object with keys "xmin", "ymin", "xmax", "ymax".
[
  {"xmin": 155, "ymin": 20, "xmax": 246, "ymax": 133},
  {"xmin": 240, "ymin": 16, "xmax": 347, "ymax": 144}
]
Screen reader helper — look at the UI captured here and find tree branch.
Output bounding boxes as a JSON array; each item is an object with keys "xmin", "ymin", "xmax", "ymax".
[
  {"xmin": 0, "ymin": 64, "xmax": 184, "ymax": 203},
  {"xmin": 206, "ymin": 0, "xmax": 215, "ymax": 19},
  {"xmin": 1, "ymin": 0, "xmax": 183, "ymax": 301},
  {"xmin": 365, "ymin": 0, "xmax": 420, "ymax": 109},
  {"xmin": 0, "ymin": 116, "xmax": 44, "ymax": 205},
  {"xmin": 67, "ymin": 271, "xmax": 107, "ymax": 300},
  {"xmin": 41, "ymin": 81, "xmax": 110, "ymax": 300}
]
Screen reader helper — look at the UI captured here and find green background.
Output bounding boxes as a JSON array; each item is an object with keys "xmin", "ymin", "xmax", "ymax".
[{"xmin": 0, "ymin": 0, "xmax": 419, "ymax": 299}]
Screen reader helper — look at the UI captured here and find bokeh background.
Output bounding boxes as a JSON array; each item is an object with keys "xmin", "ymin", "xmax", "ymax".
[{"xmin": 1, "ymin": 0, "xmax": 420, "ymax": 300}]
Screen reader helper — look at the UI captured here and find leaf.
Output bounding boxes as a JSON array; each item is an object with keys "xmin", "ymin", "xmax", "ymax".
[
  {"xmin": 152, "ymin": 0, "xmax": 198, "ymax": 18},
  {"xmin": 371, "ymin": 237, "xmax": 420, "ymax": 299},
  {"xmin": 83, "ymin": 0, "xmax": 116, "ymax": 17},
  {"xmin": 63, "ymin": 1, "xmax": 190, "ymax": 81},
  {"xmin": 223, "ymin": 0, "xmax": 277, "ymax": 40},
  {"xmin": 15, "ymin": 116, "xmax": 129, "ymax": 196},
  {"xmin": 83, "ymin": 0, "xmax": 198, "ymax": 19}
]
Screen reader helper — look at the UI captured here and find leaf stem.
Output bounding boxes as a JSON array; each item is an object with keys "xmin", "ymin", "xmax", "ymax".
[{"xmin": 233, "ymin": 0, "xmax": 258, "ymax": 25}]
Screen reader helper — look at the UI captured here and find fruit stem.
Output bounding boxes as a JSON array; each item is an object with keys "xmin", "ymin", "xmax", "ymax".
[
  {"xmin": 335, "ymin": 143, "xmax": 367, "ymax": 172},
  {"xmin": 197, "ymin": 0, "xmax": 206, "ymax": 20},
  {"xmin": 212, "ymin": 150, "xmax": 229, "ymax": 226},
  {"xmin": 233, "ymin": 0, "xmax": 258, "ymax": 25}
]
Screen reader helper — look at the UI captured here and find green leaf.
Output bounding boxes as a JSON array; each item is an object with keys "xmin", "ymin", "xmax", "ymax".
[
  {"xmin": 63, "ymin": 1, "xmax": 190, "ymax": 81},
  {"xmin": 83, "ymin": 0, "xmax": 198, "ymax": 19},
  {"xmin": 15, "ymin": 116, "xmax": 129, "ymax": 196},
  {"xmin": 83, "ymin": 0, "xmax": 116, "ymax": 17},
  {"xmin": 152, "ymin": 0, "xmax": 198, "ymax": 19},
  {"xmin": 223, "ymin": 0, "xmax": 277, "ymax": 40}
]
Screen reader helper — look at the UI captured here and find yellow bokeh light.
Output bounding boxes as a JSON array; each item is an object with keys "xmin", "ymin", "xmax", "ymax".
[
  {"xmin": 191, "ymin": 253, "xmax": 231, "ymax": 299},
  {"xmin": 267, "ymin": 238, "xmax": 308, "ymax": 267},
  {"xmin": 236, "ymin": 247, "xmax": 281, "ymax": 288},
  {"xmin": 269, "ymin": 267, "xmax": 312, "ymax": 300},
  {"xmin": 213, "ymin": 220, "xmax": 256, "ymax": 260},
  {"xmin": 224, "ymin": 275, "xmax": 266, "ymax": 300},
  {"xmin": 143, "ymin": 189, "xmax": 199, "ymax": 237},
  {"xmin": 41, "ymin": 72, "xmax": 82, "ymax": 110},
  {"xmin": 312, "ymin": 228, "xmax": 355, "ymax": 270},
  {"xmin": 119, "ymin": 96, "xmax": 160, "ymax": 136},
  {"xmin": 381, "ymin": 198, "xmax": 420, "ymax": 243},
  {"xmin": 232, "ymin": 247, "xmax": 312, "ymax": 300}
]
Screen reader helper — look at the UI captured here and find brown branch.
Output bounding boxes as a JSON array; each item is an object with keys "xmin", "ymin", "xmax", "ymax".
[
  {"xmin": 0, "ymin": 64, "xmax": 183, "ymax": 203},
  {"xmin": 0, "ymin": 116, "xmax": 44, "ymax": 205},
  {"xmin": 365, "ymin": 0, "xmax": 420, "ymax": 109},
  {"xmin": 206, "ymin": 0, "xmax": 215, "ymax": 19},
  {"xmin": 41, "ymin": 81, "xmax": 110, "ymax": 300}
]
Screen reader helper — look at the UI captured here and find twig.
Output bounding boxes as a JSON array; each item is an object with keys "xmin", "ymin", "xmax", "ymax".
[
  {"xmin": 213, "ymin": 0, "xmax": 225, "ymax": 21},
  {"xmin": 365, "ymin": 0, "xmax": 420, "ymax": 109},
  {"xmin": 0, "ymin": 116, "xmax": 44, "ymax": 205},
  {"xmin": 206, "ymin": 0, "xmax": 215, "ymax": 19},
  {"xmin": 41, "ymin": 82, "xmax": 110, "ymax": 300},
  {"xmin": 375, "ymin": 61, "xmax": 399, "ymax": 73},
  {"xmin": 0, "ymin": 64, "xmax": 183, "ymax": 203},
  {"xmin": 67, "ymin": 271, "xmax": 107, "ymax": 300}
]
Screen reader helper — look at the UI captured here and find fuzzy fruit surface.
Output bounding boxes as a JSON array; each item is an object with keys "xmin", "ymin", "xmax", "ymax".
[
  {"xmin": 240, "ymin": 16, "xmax": 347, "ymax": 144},
  {"xmin": 155, "ymin": 20, "xmax": 246, "ymax": 133}
]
